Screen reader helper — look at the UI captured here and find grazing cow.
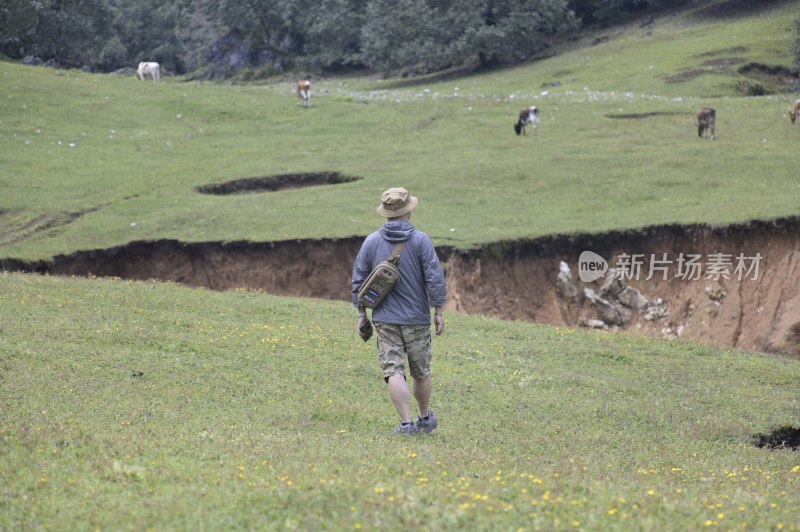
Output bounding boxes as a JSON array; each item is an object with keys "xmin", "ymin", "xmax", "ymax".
[
  {"xmin": 137, "ymin": 62, "xmax": 160, "ymax": 81},
  {"xmin": 696, "ymin": 107, "xmax": 716, "ymax": 140},
  {"xmin": 297, "ymin": 80, "xmax": 311, "ymax": 107},
  {"xmin": 789, "ymin": 99, "xmax": 800, "ymax": 125},
  {"xmin": 514, "ymin": 106, "xmax": 540, "ymax": 136}
]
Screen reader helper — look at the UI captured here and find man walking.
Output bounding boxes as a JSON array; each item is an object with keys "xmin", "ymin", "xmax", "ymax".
[{"xmin": 352, "ymin": 187, "xmax": 446, "ymax": 435}]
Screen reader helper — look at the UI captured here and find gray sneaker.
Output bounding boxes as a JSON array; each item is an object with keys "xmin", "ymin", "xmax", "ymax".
[
  {"xmin": 392, "ymin": 422, "xmax": 419, "ymax": 436},
  {"xmin": 416, "ymin": 411, "xmax": 438, "ymax": 433}
]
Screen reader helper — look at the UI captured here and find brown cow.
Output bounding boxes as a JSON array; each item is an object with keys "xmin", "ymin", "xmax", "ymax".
[
  {"xmin": 514, "ymin": 106, "xmax": 540, "ymax": 136},
  {"xmin": 789, "ymin": 99, "xmax": 800, "ymax": 125},
  {"xmin": 696, "ymin": 107, "xmax": 716, "ymax": 140},
  {"xmin": 297, "ymin": 80, "xmax": 311, "ymax": 108}
]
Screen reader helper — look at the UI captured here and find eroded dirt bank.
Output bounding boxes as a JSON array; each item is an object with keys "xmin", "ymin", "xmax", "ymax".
[
  {"xmin": 445, "ymin": 218, "xmax": 800, "ymax": 357},
  {"xmin": 3, "ymin": 217, "xmax": 799, "ymax": 356}
]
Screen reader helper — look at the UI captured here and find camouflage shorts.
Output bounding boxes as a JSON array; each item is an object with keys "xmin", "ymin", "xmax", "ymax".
[{"xmin": 374, "ymin": 323, "xmax": 432, "ymax": 381}]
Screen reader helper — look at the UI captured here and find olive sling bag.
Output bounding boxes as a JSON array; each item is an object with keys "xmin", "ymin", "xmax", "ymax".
[{"xmin": 357, "ymin": 241, "xmax": 406, "ymax": 310}]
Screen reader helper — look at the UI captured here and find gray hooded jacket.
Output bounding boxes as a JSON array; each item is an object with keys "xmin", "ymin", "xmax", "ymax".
[{"xmin": 352, "ymin": 221, "xmax": 446, "ymax": 325}]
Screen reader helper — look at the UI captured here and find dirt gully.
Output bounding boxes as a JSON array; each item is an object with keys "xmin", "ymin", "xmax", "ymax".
[{"xmin": 3, "ymin": 217, "xmax": 799, "ymax": 357}]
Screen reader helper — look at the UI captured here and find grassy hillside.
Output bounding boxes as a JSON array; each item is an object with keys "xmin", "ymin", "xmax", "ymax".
[
  {"xmin": 1, "ymin": 271, "xmax": 799, "ymax": 529},
  {"xmin": 2, "ymin": 2, "xmax": 800, "ymax": 529},
  {"xmin": 1, "ymin": 1, "xmax": 799, "ymax": 261}
]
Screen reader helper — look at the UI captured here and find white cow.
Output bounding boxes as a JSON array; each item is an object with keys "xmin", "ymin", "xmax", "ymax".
[
  {"xmin": 137, "ymin": 62, "xmax": 161, "ymax": 81},
  {"xmin": 297, "ymin": 80, "xmax": 311, "ymax": 107},
  {"xmin": 514, "ymin": 106, "xmax": 540, "ymax": 136}
]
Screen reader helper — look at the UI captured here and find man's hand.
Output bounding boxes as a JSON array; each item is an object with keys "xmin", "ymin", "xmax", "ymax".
[{"xmin": 434, "ymin": 313, "xmax": 445, "ymax": 336}]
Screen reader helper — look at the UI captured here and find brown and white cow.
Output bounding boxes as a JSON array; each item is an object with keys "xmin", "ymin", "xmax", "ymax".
[
  {"xmin": 137, "ymin": 62, "xmax": 160, "ymax": 81},
  {"xmin": 297, "ymin": 80, "xmax": 311, "ymax": 107},
  {"xmin": 514, "ymin": 106, "xmax": 540, "ymax": 136},
  {"xmin": 789, "ymin": 99, "xmax": 800, "ymax": 125},
  {"xmin": 696, "ymin": 107, "xmax": 716, "ymax": 140}
]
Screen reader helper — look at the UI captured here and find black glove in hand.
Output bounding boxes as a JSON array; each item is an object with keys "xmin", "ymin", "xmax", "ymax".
[{"xmin": 359, "ymin": 319, "xmax": 373, "ymax": 342}]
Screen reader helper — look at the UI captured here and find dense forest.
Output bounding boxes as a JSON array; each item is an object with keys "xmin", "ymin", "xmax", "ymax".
[{"xmin": 1, "ymin": 0, "xmax": 798, "ymax": 78}]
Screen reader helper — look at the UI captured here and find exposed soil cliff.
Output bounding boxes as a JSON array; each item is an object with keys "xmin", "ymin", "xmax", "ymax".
[
  {"xmin": 3, "ymin": 217, "xmax": 799, "ymax": 356},
  {"xmin": 443, "ymin": 218, "xmax": 800, "ymax": 357}
]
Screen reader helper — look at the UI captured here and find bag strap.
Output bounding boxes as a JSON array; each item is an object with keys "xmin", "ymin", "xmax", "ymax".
[{"xmin": 388, "ymin": 241, "xmax": 406, "ymax": 266}]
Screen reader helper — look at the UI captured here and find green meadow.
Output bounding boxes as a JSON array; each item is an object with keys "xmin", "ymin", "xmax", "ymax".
[
  {"xmin": 2, "ymin": 273, "xmax": 800, "ymax": 529},
  {"xmin": 1, "ymin": 2, "xmax": 799, "ymax": 260},
  {"xmin": 2, "ymin": 1, "xmax": 800, "ymax": 529}
]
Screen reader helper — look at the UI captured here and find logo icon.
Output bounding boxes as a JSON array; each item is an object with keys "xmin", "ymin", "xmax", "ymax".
[{"xmin": 578, "ymin": 251, "xmax": 608, "ymax": 282}]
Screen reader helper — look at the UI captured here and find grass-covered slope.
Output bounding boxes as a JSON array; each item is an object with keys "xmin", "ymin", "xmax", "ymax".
[
  {"xmin": 1, "ymin": 271, "xmax": 799, "ymax": 529},
  {"xmin": 1, "ymin": 1, "xmax": 800, "ymax": 261},
  {"xmin": 2, "ymin": 4, "xmax": 800, "ymax": 528}
]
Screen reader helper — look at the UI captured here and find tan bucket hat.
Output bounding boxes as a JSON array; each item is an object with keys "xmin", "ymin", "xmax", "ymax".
[{"xmin": 376, "ymin": 187, "xmax": 418, "ymax": 217}]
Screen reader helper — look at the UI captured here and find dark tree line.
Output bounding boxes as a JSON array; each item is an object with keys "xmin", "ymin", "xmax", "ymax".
[
  {"xmin": 793, "ymin": 16, "xmax": 800, "ymax": 73},
  {"xmin": 1, "ymin": 0, "xmax": 714, "ymax": 77}
]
